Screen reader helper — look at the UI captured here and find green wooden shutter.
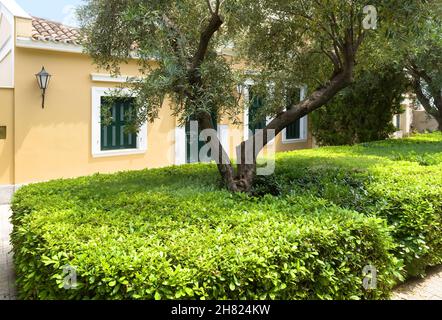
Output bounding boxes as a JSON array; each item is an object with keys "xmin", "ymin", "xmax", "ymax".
[
  {"xmin": 395, "ymin": 115, "xmax": 401, "ymax": 130},
  {"xmin": 286, "ymin": 119, "xmax": 301, "ymax": 140},
  {"xmin": 249, "ymin": 89, "xmax": 267, "ymax": 134},
  {"xmin": 185, "ymin": 112, "xmax": 218, "ymax": 163},
  {"xmin": 286, "ymin": 88, "xmax": 302, "ymax": 140},
  {"xmin": 101, "ymin": 97, "xmax": 137, "ymax": 151}
]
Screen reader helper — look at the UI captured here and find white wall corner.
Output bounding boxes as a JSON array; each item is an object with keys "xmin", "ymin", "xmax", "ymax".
[
  {"xmin": 242, "ymin": 82, "xmax": 251, "ymax": 141},
  {"xmin": 0, "ymin": 184, "xmax": 15, "ymax": 204},
  {"xmin": 0, "ymin": 1, "xmax": 15, "ymax": 88}
]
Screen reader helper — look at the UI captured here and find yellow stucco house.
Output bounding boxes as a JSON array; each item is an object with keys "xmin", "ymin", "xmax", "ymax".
[{"xmin": 0, "ymin": 0, "xmax": 315, "ymax": 203}]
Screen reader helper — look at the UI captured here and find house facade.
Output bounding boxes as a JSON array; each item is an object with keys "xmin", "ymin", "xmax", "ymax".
[
  {"xmin": 412, "ymin": 106, "xmax": 440, "ymax": 132},
  {"xmin": 0, "ymin": 0, "xmax": 314, "ymax": 203},
  {"xmin": 392, "ymin": 97, "xmax": 440, "ymax": 139}
]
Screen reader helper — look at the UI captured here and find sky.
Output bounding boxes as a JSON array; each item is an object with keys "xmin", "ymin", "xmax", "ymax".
[{"xmin": 15, "ymin": 0, "xmax": 84, "ymax": 26}]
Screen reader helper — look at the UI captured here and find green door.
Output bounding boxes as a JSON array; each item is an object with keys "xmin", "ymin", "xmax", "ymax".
[
  {"xmin": 248, "ymin": 89, "xmax": 267, "ymax": 134},
  {"xmin": 285, "ymin": 87, "xmax": 302, "ymax": 140},
  {"xmin": 185, "ymin": 113, "xmax": 218, "ymax": 163}
]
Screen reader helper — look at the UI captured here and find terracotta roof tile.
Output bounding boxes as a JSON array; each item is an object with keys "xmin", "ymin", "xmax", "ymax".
[
  {"xmin": 31, "ymin": 17, "xmax": 140, "ymax": 53},
  {"xmin": 31, "ymin": 17, "xmax": 82, "ymax": 45}
]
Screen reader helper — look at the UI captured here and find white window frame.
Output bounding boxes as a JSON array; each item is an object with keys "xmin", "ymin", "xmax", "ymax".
[
  {"xmin": 174, "ymin": 123, "xmax": 228, "ymax": 165},
  {"xmin": 241, "ymin": 79, "xmax": 275, "ymax": 144},
  {"xmin": 91, "ymin": 87, "xmax": 148, "ymax": 158},
  {"xmin": 393, "ymin": 114, "xmax": 401, "ymax": 131},
  {"xmin": 241, "ymin": 79, "xmax": 254, "ymax": 141},
  {"xmin": 242, "ymin": 81, "xmax": 308, "ymax": 144},
  {"xmin": 282, "ymin": 116, "xmax": 308, "ymax": 144},
  {"xmin": 175, "ymin": 126, "xmax": 186, "ymax": 165},
  {"xmin": 282, "ymin": 85, "xmax": 308, "ymax": 144}
]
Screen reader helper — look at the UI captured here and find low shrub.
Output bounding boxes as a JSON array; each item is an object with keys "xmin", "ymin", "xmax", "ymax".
[
  {"xmin": 12, "ymin": 171, "xmax": 400, "ymax": 300},
  {"xmin": 251, "ymin": 174, "xmax": 283, "ymax": 197},
  {"xmin": 276, "ymin": 133, "xmax": 442, "ymax": 276},
  {"xmin": 11, "ymin": 133, "xmax": 442, "ymax": 300},
  {"xmin": 367, "ymin": 164, "xmax": 442, "ymax": 275}
]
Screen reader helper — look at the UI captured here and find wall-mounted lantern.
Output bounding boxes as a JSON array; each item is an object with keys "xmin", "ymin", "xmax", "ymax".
[{"xmin": 35, "ymin": 67, "xmax": 51, "ymax": 108}]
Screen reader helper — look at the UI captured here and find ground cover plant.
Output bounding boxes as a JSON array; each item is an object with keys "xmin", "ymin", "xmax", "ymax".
[{"xmin": 11, "ymin": 133, "xmax": 442, "ymax": 300}]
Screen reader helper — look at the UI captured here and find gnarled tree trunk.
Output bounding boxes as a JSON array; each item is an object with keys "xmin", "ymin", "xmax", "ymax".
[
  {"xmin": 183, "ymin": 9, "xmax": 360, "ymax": 193},
  {"xmin": 228, "ymin": 59, "xmax": 356, "ymax": 192}
]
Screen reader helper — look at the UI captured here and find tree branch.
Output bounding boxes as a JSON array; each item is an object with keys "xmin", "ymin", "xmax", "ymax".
[
  {"xmin": 189, "ymin": 13, "xmax": 223, "ymax": 73},
  {"xmin": 251, "ymin": 67, "xmax": 353, "ymax": 154},
  {"xmin": 206, "ymin": 0, "xmax": 214, "ymax": 15},
  {"xmin": 249, "ymin": 33, "xmax": 357, "ymax": 149},
  {"xmin": 321, "ymin": 47, "xmax": 342, "ymax": 72},
  {"xmin": 410, "ymin": 74, "xmax": 439, "ymax": 117},
  {"xmin": 162, "ymin": 15, "xmax": 186, "ymax": 57}
]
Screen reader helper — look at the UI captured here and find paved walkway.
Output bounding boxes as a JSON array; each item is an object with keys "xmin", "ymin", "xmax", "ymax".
[
  {"xmin": 0, "ymin": 205, "xmax": 16, "ymax": 300},
  {"xmin": 392, "ymin": 265, "xmax": 442, "ymax": 300}
]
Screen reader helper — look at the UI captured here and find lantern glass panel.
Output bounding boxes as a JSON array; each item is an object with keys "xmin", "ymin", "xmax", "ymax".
[{"xmin": 36, "ymin": 68, "xmax": 51, "ymax": 90}]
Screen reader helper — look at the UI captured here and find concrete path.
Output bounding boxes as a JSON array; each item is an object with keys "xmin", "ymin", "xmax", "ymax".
[
  {"xmin": 0, "ymin": 205, "xmax": 16, "ymax": 300},
  {"xmin": 392, "ymin": 265, "xmax": 442, "ymax": 300}
]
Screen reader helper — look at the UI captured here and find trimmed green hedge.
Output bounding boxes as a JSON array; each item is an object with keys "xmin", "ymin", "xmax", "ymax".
[
  {"xmin": 276, "ymin": 132, "xmax": 442, "ymax": 276},
  {"xmin": 12, "ymin": 168, "xmax": 400, "ymax": 300},
  {"xmin": 11, "ymin": 133, "xmax": 442, "ymax": 300}
]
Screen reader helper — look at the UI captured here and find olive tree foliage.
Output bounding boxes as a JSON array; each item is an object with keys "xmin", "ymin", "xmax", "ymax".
[
  {"xmin": 405, "ymin": 15, "xmax": 442, "ymax": 130},
  {"xmin": 78, "ymin": 0, "xmax": 427, "ymax": 192},
  {"xmin": 78, "ymin": 0, "xmax": 241, "ymax": 127},
  {"xmin": 370, "ymin": 2, "xmax": 442, "ymax": 130},
  {"xmin": 79, "ymin": 0, "xmax": 246, "ymax": 190},
  {"xmin": 311, "ymin": 67, "xmax": 409, "ymax": 146}
]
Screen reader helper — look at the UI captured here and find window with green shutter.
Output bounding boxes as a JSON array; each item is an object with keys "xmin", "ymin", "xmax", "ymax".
[
  {"xmin": 100, "ymin": 97, "xmax": 137, "ymax": 151},
  {"xmin": 286, "ymin": 119, "xmax": 302, "ymax": 140},
  {"xmin": 185, "ymin": 112, "xmax": 218, "ymax": 164},
  {"xmin": 395, "ymin": 114, "xmax": 401, "ymax": 130},
  {"xmin": 285, "ymin": 87, "xmax": 302, "ymax": 140}
]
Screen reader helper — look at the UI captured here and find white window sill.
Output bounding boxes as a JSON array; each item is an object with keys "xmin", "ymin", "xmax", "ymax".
[
  {"xmin": 92, "ymin": 148, "xmax": 146, "ymax": 158},
  {"xmin": 282, "ymin": 138, "xmax": 308, "ymax": 145}
]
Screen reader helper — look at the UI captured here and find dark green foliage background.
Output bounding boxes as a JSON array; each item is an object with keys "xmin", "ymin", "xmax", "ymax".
[{"xmin": 312, "ymin": 68, "xmax": 409, "ymax": 146}]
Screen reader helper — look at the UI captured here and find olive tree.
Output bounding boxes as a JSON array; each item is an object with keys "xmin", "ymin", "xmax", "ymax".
[
  {"xmin": 79, "ymin": 0, "xmax": 427, "ymax": 192},
  {"xmin": 405, "ymin": 16, "xmax": 442, "ymax": 130},
  {"xmin": 368, "ymin": 2, "xmax": 442, "ymax": 130}
]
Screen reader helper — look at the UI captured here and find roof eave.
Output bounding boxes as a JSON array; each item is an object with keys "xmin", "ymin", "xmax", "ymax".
[
  {"xmin": 16, "ymin": 37, "xmax": 84, "ymax": 54},
  {"xmin": 1, "ymin": 0, "xmax": 31, "ymax": 19}
]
